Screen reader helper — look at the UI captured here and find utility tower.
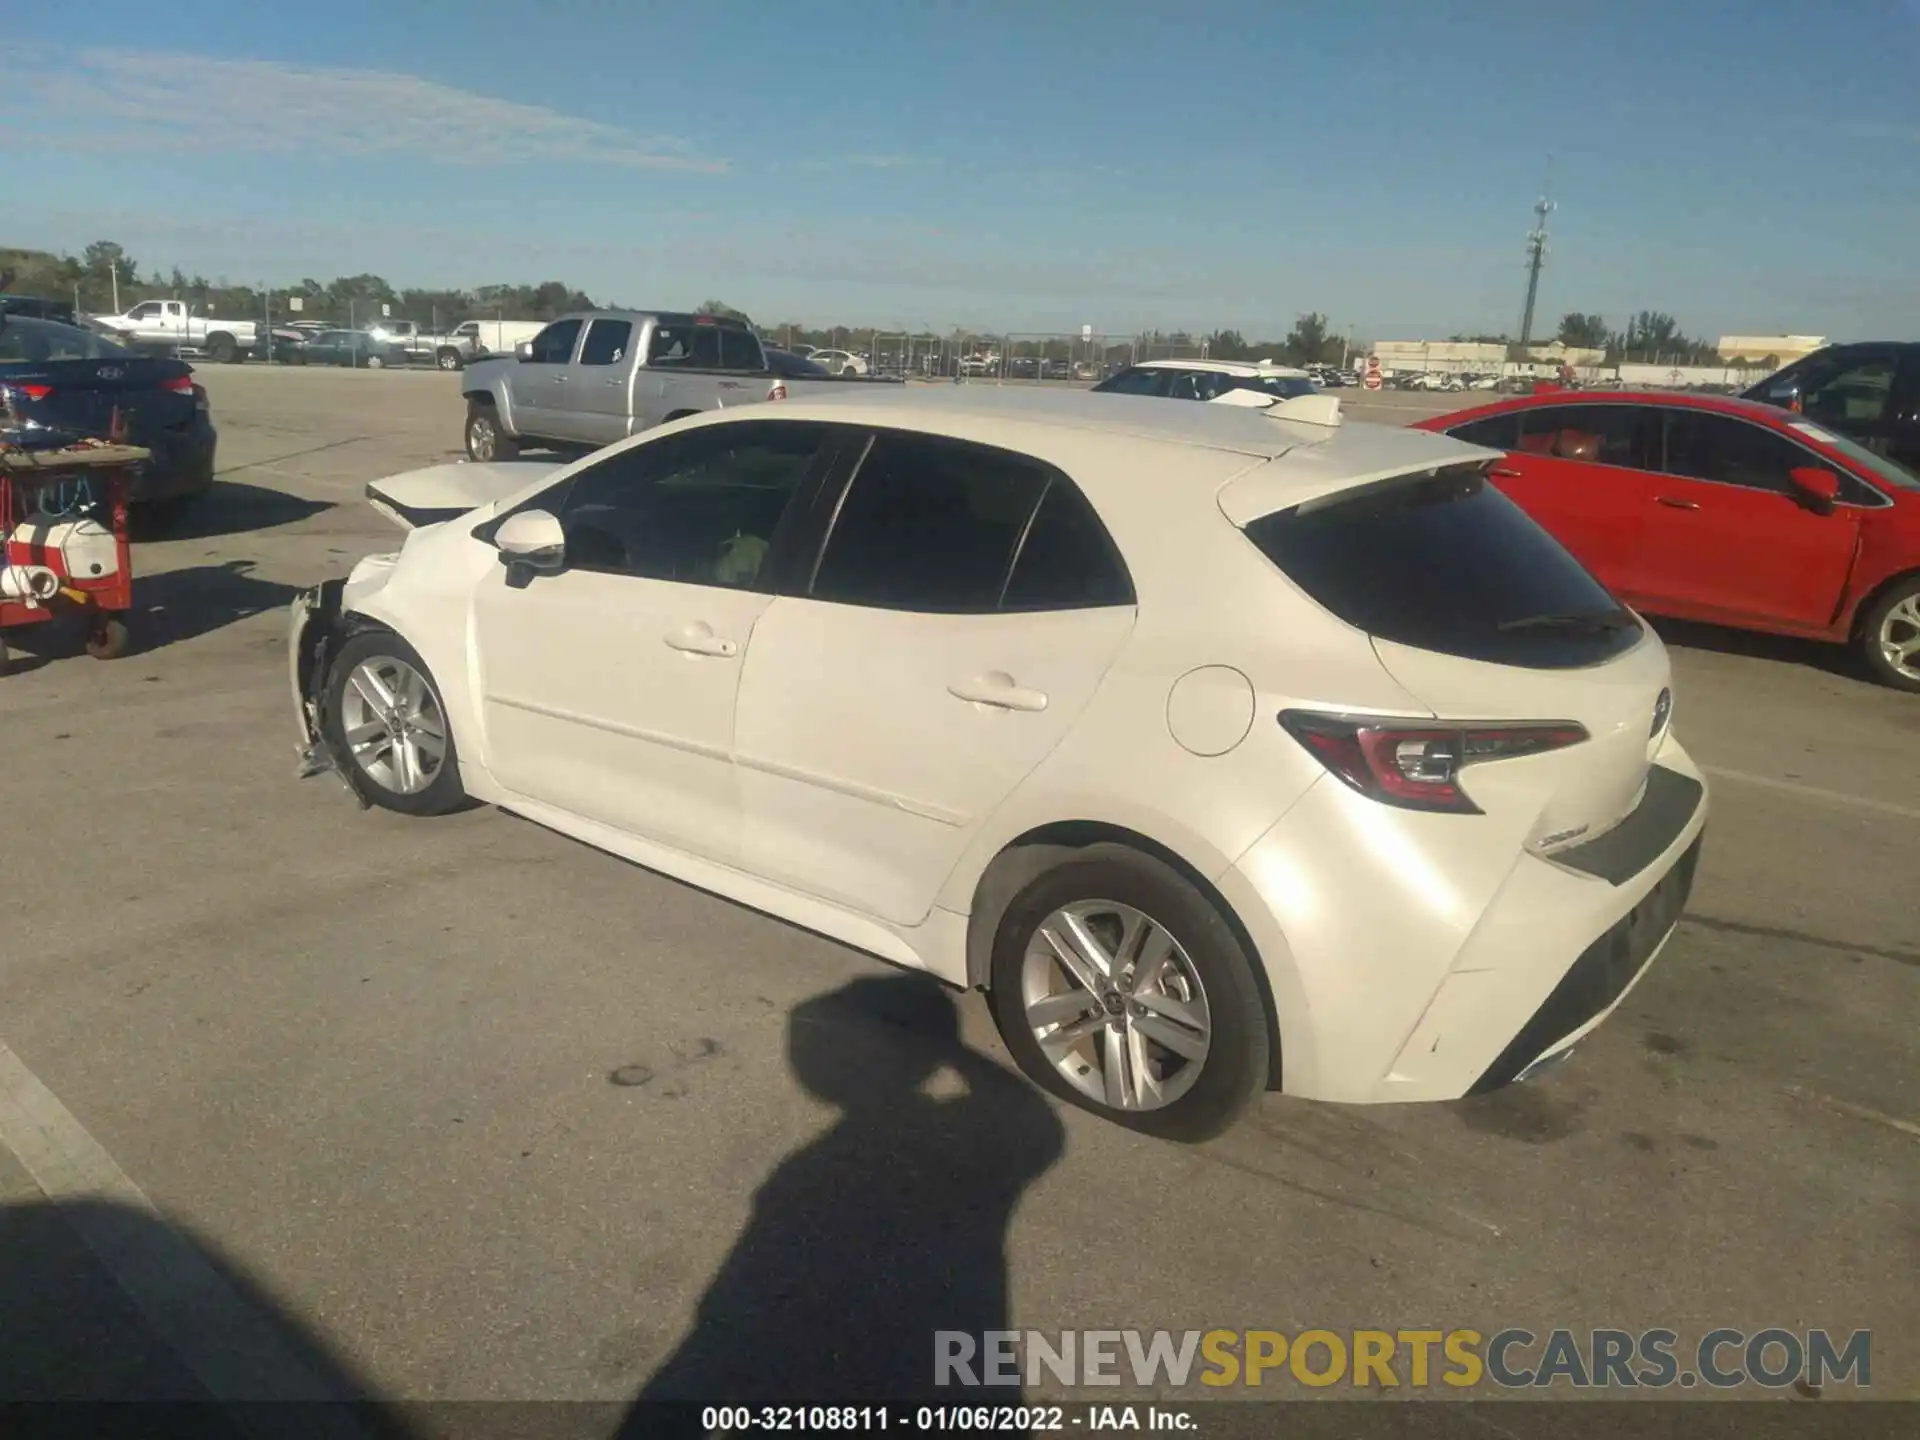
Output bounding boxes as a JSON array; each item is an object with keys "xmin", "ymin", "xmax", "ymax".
[{"xmin": 1516, "ymin": 169, "xmax": 1554, "ymax": 353}]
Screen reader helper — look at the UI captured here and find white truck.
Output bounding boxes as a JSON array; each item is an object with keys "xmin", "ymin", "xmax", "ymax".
[
  {"xmin": 365, "ymin": 319, "xmax": 466, "ymax": 370},
  {"xmin": 440, "ymin": 319, "xmax": 547, "ymax": 371},
  {"xmin": 91, "ymin": 300, "xmax": 259, "ymax": 362}
]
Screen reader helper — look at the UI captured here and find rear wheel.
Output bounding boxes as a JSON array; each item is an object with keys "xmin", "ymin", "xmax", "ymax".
[
  {"xmin": 437, "ymin": 349, "xmax": 463, "ymax": 371},
  {"xmin": 365, "ymin": 353, "xmax": 385, "ymax": 370},
  {"xmin": 988, "ymin": 850, "xmax": 1268, "ymax": 1142},
  {"xmin": 322, "ymin": 631, "xmax": 467, "ymax": 816},
  {"xmin": 86, "ymin": 614, "xmax": 131, "ymax": 660},
  {"xmin": 1861, "ymin": 576, "xmax": 1920, "ymax": 692},
  {"xmin": 465, "ymin": 403, "xmax": 518, "ymax": 461},
  {"xmin": 205, "ymin": 332, "xmax": 237, "ymax": 364}
]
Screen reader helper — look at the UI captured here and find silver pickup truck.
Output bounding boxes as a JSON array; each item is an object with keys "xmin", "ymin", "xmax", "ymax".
[{"xmin": 460, "ymin": 309, "xmax": 834, "ymax": 460}]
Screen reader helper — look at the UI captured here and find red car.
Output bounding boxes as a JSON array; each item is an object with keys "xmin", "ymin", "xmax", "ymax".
[{"xmin": 1415, "ymin": 391, "xmax": 1920, "ymax": 691}]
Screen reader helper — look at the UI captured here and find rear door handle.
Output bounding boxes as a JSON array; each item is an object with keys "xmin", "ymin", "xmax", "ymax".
[
  {"xmin": 1656, "ymin": 496, "xmax": 1700, "ymax": 510},
  {"xmin": 665, "ymin": 622, "xmax": 738, "ymax": 658},
  {"xmin": 948, "ymin": 673, "xmax": 1049, "ymax": 712}
]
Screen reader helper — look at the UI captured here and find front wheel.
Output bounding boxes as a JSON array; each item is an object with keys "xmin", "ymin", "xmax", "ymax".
[
  {"xmin": 988, "ymin": 850, "xmax": 1269, "ymax": 1142},
  {"xmin": 465, "ymin": 404, "xmax": 519, "ymax": 461},
  {"xmin": 1860, "ymin": 577, "xmax": 1920, "ymax": 692},
  {"xmin": 322, "ymin": 631, "xmax": 468, "ymax": 816}
]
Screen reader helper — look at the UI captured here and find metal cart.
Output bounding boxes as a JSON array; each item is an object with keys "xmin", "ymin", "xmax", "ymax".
[{"xmin": 0, "ymin": 438, "xmax": 141, "ymax": 673}]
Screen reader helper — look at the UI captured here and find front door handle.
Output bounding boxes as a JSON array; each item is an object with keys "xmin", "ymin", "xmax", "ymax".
[
  {"xmin": 1656, "ymin": 495, "xmax": 1700, "ymax": 510},
  {"xmin": 948, "ymin": 672, "xmax": 1049, "ymax": 712},
  {"xmin": 605, "ymin": 378, "xmax": 622, "ymax": 387},
  {"xmin": 1487, "ymin": 464, "xmax": 1523, "ymax": 480},
  {"xmin": 665, "ymin": 622, "xmax": 738, "ymax": 658}
]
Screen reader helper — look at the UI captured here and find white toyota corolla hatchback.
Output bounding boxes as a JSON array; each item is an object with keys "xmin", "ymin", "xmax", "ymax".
[{"xmin": 290, "ymin": 387, "xmax": 1706, "ymax": 1141}]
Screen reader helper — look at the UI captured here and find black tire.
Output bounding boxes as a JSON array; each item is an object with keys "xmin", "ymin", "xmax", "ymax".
[
  {"xmin": 132, "ymin": 494, "xmax": 197, "ymax": 535},
  {"xmin": 465, "ymin": 402, "xmax": 519, "ymax": 461},
  {"xmin": 437, "ymin": 349, "xmax": 463, "ymax": 371},
  {"xmin": 1859, "ymin": 574, "xmax": 1920, "ymax": 693},
  {"xmin": 321, "ymin": 630, "xmax": 468, "ymax": 817},
  {"xmin": 86, "ymin": 614, "xmax": 132, "ymax": 659},
  {"xmin": 364, "ymin": 353, "xmax": 385, "ymax": 370},
  {"xmin": 205, "ymin": 332, "xmax": 237, "ymax": 364},
  {"xmin": 987, "ymin": 849, "xmax": 1269, "ymax": 1142}
]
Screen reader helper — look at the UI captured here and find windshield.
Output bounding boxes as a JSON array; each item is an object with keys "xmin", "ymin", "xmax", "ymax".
[
  {"xmin": 1788, "ymin": 419, "xmax": 1920, "ymax": 492},
  {"xmin": 0, "ymin": 315, "xmax": 131, "ymax": 364}
]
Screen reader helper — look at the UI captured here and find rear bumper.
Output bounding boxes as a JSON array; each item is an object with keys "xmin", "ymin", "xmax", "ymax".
[
  {"xmin": 1227, "ymin": 736, "xmax": 1709, "ymax": 1103},
  {"xmin": 127, "ymin": 421, "xmax": 217, "ymax": 501}
]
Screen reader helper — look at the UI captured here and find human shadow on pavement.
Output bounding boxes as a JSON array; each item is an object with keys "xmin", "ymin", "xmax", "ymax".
[
  {"xmin": 622, "ymin": 974, "xmax": 1066, "ymax": 1433},
  {"xmin": 137, "ymin": 481, "xmax": 333, "ymax": 541},
  {"xmin": 0, "ymin": 1195, "xmax": 411, "ymax": 1439}
]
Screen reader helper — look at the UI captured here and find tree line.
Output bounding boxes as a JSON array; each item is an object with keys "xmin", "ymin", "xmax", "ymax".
[{"xmin": 5, "ymin": 241, "xmax": 1753, "ymax": 366}]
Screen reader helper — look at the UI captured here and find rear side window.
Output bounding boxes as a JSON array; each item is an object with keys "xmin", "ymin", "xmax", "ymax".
[
  {"xmin": 1446, "ymin": 413, "xmax": 1523, "ymax": 449},
  {"xmin": 1237, "ymin": 375, "xmax": 1318, "ymax": 401},
  {"xmin": 1092, "ymin": 368, "xmax": 1171, "ymax": 397},
  {"xmin": 1512, "ymin": 404, "xmax": 1649, "ymax": 467},
  {"xmin": 1001, "ymin": 479, "xmax": 1134, "ymax": 610},
  {"xmin": 810, "ymin": 434, "xmax": 1050, "ymax": 612},
  {"xmin": 719, "ymin": 329, "xmax": 762, "ymax": 369},
  {"xmin": 1244, "ymin": 465, "xmax": 1641, "ymax": 669}
]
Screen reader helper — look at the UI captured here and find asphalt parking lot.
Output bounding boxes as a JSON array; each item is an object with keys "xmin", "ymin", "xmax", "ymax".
[{"xmin": 2, "ymin": 366, "xmax": 1915, "ymax": 1416}]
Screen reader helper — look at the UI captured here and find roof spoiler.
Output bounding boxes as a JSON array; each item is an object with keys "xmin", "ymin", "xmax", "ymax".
[{"xmin": 1264, "ymin": 393, "xmax": 1342, "ymax": 428}]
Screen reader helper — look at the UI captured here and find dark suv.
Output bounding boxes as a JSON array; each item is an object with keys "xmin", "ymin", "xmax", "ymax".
[{"xmin": 1743, "ymin": 343, "xmax": 1920, "ymax": 472}]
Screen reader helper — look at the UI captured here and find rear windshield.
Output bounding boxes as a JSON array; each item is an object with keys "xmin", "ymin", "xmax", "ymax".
[
  {"xmin": 1244, "ymin": 464, "xmax": 1642, "ymax": 669},
  {"xmin": 0, "ymin": 316, "xmax": 129, "ymax": 363}
]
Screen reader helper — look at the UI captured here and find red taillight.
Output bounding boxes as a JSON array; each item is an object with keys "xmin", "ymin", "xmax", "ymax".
[
  {"xmin": 16, "ymin": 383, "xmax": 53, "ymax": 401},
  {"xmin": 1279, "ymin": 711, "xmax": 1588, "ymax": 814},
  {"xmin": 159, "ymin": 374, "xmax": 195, "ymax": 393}
]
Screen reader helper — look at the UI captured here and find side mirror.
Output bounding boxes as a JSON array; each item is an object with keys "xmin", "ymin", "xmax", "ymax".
[
  {"xmin": 1788, "ymin": 466, "xmax": 1841, "ymax": 514},
  {"xmin": 494, "ymin": 508, "xmax": 566, "ymax": 585},
  {"xmin": 514, "ymin": 341, "xmax": 535, "ymax": 361}
]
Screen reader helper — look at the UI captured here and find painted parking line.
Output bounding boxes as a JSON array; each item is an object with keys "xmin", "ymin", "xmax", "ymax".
[
  {"xmin": 1703, "ymin": 766, "xmax": 1920, "ymax": 823},
  {"xmin": 0, "ymin": 1041, "xmax": 373, "ymax": 1434}
]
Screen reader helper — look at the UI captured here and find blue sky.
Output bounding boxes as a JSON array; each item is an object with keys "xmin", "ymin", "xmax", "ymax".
[{"xmin": 6, "ymin": 0, "xmax": 1919, "ymax": 340}]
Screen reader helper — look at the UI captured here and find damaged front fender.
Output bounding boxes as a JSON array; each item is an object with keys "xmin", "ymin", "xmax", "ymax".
[{"xmin": 287, "ymin": 579, "xmax": 376, "ymax": 808}]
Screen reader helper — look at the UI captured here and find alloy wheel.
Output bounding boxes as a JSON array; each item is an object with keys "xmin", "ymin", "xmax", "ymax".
[
  {"xmin": 1879, "ymin": 595, "xmax": 1920, "ymax": 683},
  {"xmin": 1019, "ymin": 900, "xmax": 1212, "ymax": 1112},
  {"xmin": 468, "ymin": 415, "xmax": 496, "ymax": 460},
  {"xmin": 340, "ymin": 656, "xmax": 447, "ymax": 795}
]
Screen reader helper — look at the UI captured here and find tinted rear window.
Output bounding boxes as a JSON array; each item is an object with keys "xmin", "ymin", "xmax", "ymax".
[{"xmin": 1243, "ymin": 464, "xmax": 1641, "ymax": 669}]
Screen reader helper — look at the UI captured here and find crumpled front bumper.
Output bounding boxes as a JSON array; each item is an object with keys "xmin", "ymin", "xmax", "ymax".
[{"xmin": 287, "ymin": 579, "xmax": 372, "ymax": 806}]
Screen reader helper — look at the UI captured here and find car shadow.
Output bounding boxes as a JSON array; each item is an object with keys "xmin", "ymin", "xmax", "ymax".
[
  {"xmin": 0, "ymin": 1195, "xmax": 412, "ymax": 1437},
  {"xmin": 620, "ymin": 974, "xmax": 1066, "ymax": 1433},
  {"xmin": 138, "ymin": 481, "xmax": 334, "ymax": 541},
  {"xmin": 1646, "ymin": 615, "xmax": 1863, "ymax": 682},
  {"xmin": 3, "ymin": 562, "xmax": 298, "ymax": 667},
  {"xmin": 134, "ymin": 560, "xmax": 303, "ymax": 652}
]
